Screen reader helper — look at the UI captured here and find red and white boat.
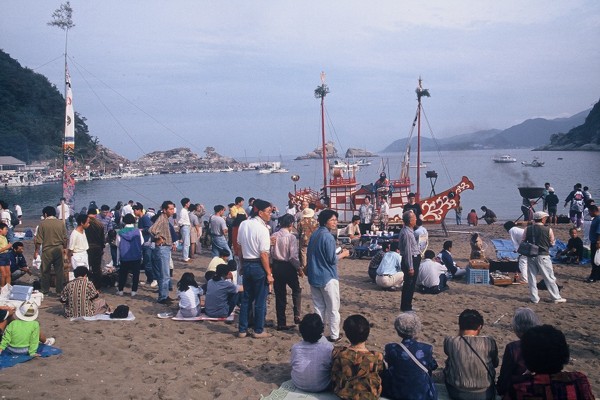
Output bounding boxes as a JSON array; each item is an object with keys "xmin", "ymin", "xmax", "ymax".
[{"xmin": 291, "ymin": 75, "xmax": 474, "ymax": 225}]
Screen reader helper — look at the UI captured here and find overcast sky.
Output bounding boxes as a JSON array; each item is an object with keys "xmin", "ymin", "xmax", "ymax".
[{"xmin": 1, "ymin": 1, "xmax": 599, "ymax": 160}]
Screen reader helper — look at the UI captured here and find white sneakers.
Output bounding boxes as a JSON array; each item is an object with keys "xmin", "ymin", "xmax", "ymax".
[
  {"xmin": 116, "ymin": 290, "xmax": 124, "ymax": 296},
  {"xmin": 131, "ymin": 291, "xmax": 137, "ymax": 297},
  {"xmin": 553, "ymin": 298, "xmax": 567, "ymax": 304},
  {"xmin": 150, "ymin": 281, "xmax": 158, "ymax": 288},
  {"xmin": 44, "ymin": 337, "xmax": 56, "ymax": 346}
]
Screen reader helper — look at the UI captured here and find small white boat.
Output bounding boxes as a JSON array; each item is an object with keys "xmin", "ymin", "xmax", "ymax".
[
  {"xmin": 258, "ymin": 168, "xmax": 272, "ymax": 174},
  {"xmin": 492, "ymin": 155, "xmax": 517, "ymax": 163}
]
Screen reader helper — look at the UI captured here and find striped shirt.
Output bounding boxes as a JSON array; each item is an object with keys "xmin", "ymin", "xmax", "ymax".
[{"xmin": 60, "ymin": 277, "xmax": 100, "ymax": 318}]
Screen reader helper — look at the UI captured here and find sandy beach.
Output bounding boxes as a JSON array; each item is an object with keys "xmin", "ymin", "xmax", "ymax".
[{"xmin": 1, "ymin": 219, "xmax": 598, "ymax": 399}]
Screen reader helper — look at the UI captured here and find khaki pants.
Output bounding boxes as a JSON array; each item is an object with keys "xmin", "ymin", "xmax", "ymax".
[
  {"xmin": 40, "ymin": 246, "xmax": 65, "ymax": 294},
  {"xmin": 375, "ymin": 272, "xmax": 404, "ymax": 289}
]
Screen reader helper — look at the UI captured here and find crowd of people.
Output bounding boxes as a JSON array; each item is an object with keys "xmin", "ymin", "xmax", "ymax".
[{"xmin": 1, "ymin": 186, "xmax": 598, "ymax": 399}]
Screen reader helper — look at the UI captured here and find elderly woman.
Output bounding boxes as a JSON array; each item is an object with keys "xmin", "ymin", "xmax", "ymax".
[
  {"xmin": 496, "ymin": 308, "xmax": 540, "ymax": 396},
  {"xmin": 507, "ymin": 325, "xmax": 595, "ymax": 399},
  {"xmin": 382, "ymin": 312, "xmax": 438, "ymax": 400},
  {"xmin": 444, "ymin": 309, "xmax": 499, "ymax": 400}
]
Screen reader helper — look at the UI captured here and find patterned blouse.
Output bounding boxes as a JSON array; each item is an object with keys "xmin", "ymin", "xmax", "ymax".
[
  {"xmin": 60, "ymin": 277, "xmax": 100, "ymax": 318},
  {"xmin": 506, "ymin": 371, "xmax": 595, "ymax": 400},
  {"xmin": 383, "ymin": 339, "xmax": 438, "ymax": 400},
  {"xmin": 331, "ymin": 346, "xmax": 384, "ymax": 400}
]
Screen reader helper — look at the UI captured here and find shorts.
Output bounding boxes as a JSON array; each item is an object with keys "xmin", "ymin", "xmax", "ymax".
[{"xmin": 0, "ymin": 252, "xmax": 10, "ymax": 266}]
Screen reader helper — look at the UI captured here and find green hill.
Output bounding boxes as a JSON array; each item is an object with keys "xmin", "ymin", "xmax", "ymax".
[
  {"xmin": 539, "ymin": 99, "xmax": 600, "ymax": 151},
  {"xmin": 0, "ymin": 49, "xmax": 97, "ymax": 163}
]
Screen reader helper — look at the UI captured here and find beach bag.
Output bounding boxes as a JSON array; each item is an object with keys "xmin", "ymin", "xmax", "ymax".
[
  {"xmin": 517, "ymin": 226, "xmax": 539, "ymax": 257},
  {"xmin": 109, "ymin": 305, "xmax": 129, "ymax": 319}
]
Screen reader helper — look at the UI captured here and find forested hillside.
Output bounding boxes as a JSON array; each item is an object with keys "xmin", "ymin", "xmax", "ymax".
[
  {"xmin": 540, "ymin": 99, "xmax": 600, "ymax": 151},
  {"xmin": 0, "ymin": 49, "xmax": 97, "ymax": 163}
]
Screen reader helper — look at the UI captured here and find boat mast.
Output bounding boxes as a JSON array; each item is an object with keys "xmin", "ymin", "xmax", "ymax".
[
  {"xmin": 415, "ymin": 77, "xmax": 430, "ymax": 202},
  {"xmin": 315, "ymin": 72, "xmax": 330, "ymax": 196}
]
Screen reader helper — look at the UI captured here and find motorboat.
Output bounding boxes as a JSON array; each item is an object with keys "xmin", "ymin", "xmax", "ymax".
[
  {"xmin": 492, "ymin": 155, "xmax": 517, "ymax": 163},
  {"xmin": 521, "ymin": 158, "xmax": 544, "ymax": 167}
]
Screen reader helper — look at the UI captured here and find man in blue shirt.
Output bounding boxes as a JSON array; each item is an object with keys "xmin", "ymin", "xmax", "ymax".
[
  {"xmin": 9, "ymin": 242, "xmax": 31, "ymax": 283},
  {"xmin": 306, "ymin": 209, "xmax": 350, "ymax": 343},
  {"xmin": 375, "ymin": 242, "xmax": 403, "ymax": 291}
]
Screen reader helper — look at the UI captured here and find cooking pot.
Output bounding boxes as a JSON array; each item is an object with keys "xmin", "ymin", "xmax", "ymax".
[{"xmin": 518, "ymin": 187, "xmax": 545, "ymax": 199}]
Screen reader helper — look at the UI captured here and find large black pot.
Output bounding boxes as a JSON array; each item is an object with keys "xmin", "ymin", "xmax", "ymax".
[{"xmin": 518, "ymin": 187, "xmax": 545, "ymax": 199}]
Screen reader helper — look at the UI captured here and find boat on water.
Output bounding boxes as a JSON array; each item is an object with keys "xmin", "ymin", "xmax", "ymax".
[
  {"xmin": 492, "ymin": 155, "xmax": 517, "ymax": 163},
  {"xmin": 0, "ymin": 172, "xmax": 44, "ymax": 187},
  {"xmin": 290, "ymin": 75, "xmax": 473, "ymax": 224},
  {"xmin": 355, "ymin": 158, "xmax": 372, "ymax": 166},
  {"xmin": 521, "ymin": 158, "xmax": 545, "ymax": 167}
]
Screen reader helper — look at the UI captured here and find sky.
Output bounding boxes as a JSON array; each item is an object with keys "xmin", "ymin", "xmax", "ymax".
[{"xmin": 1, "ymin": 1, "xmax": 599, "ymax": 160}]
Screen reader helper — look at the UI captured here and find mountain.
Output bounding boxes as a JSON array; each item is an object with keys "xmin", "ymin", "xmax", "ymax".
[
  {"xmin": 381, "ymin": 109, "xmax": 591, "ymax": 152},
  {"xmin": 538, "ymin": 99, "xmax": 600, "ymax": 151},
  {"xmin": 0, "ymin": 49, "xmax": 98, "ymax": 163}
]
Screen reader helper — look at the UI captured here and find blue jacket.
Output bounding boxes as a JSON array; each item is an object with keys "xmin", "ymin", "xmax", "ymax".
[
  {"xmin": 306, "ymin": 226, "xmax": 338, "ymax": 288},
  {"xmin": 118, "ymin": 227, "xmax": 142, "ymax": 262}
]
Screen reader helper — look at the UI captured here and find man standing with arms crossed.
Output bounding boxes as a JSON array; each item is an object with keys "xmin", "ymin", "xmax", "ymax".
[
  {"xmin": 237, "ymin": 199, "xmax": 274, "ymax": 338},
  {"xmin": 150, "ymin": 201, "xmax": 177, "ymax": 304},
  {"xmin": 34, "ymin": 206, "xmax": 67, "ymax": 295},
  {"xmin": 398, "ymin": 211, "xmax": 421, "ymax": 312},
  {"xmin": 306, "ymin": 209, "xmax": 350, "ymax": 343}
]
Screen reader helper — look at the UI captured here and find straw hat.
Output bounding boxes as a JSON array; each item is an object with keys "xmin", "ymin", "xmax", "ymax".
[{"xmin": 15, "ymin": 300, "xmax": 39, "ymax": 322}]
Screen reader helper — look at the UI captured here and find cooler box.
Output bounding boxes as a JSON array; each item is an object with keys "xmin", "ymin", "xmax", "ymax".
[
  {"xmin": 466, "ymin": 267, "xmax": 490, "ymax": 285},
  {"xmin": 9, "ymin": 285, "xmax": 33, "ymax": 301}
]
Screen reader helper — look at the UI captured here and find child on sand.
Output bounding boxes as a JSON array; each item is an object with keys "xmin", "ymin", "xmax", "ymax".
[
  {"xmin": 0, "ymin": 301, "xmax": 55, "ymax": 356},
  {"xmin": 290, "ymin": 313, "xmax": 334, "ymax": 392},
  {"xmin": 0, "ymin": 223, "xmax": 11, "ymax": 287},
  {"xmin": 331, "ymin": 314, "xmax": 384, "ymax": 400},
  {"xmin": 177, "ymin": 272, "xmax": 203, "ymax": 318}
]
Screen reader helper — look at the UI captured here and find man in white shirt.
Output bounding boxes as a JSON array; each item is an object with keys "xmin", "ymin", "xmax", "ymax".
[
  {"xmin": 417, "ymin": 250, "xmax": 448, "ymax": 294},
  {"xmin": 178, "ymin": 197, "xmax": 192, "ymax": 262},
  {"xmin": 340, "ymin": 216, "xmax": 362, "ymax": 247},
  {"xmin": 237, "ymin": 199, "xmax": 275, "ymax": 339},
  {"xmin": 121, "ymin": 200, "xmax": 134, "ymax": 216},
  {"xmin": 68, "ymin": 214, "xmax": 91, "ymax": 275},
  {"xmin": 13, "ymin": 204, "xmax": 22, "ymax": 224},
  {"xmin": 503, "ymin": 221, "xmax": 528, "ymax": 283}
]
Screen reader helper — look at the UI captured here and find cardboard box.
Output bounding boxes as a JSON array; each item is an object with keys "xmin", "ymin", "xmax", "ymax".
[{"xmin": 468, "ymin": 259, "xmax": 490, "ymax": 270}]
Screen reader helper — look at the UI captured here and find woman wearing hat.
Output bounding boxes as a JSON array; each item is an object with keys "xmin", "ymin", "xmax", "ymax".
[{"xmin": 0, "ymin": 301, "xmax": 55, "ymax": 356}]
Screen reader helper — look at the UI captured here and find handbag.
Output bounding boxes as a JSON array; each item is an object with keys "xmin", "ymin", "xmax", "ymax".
[{"xmin": 517, "ymin": 226, "xmax": 539, "ymax": 257}]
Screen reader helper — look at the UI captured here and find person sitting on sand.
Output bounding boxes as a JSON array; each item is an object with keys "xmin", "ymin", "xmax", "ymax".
[
  {"xmin": 556, "ymin": 227, "xmax": 583, "ymax": 264},
  {"xmin": 375, "ymin": 242, "xmax": 404, "ymax": 291},
  {"xmin": 506, "ymin": 325, "xmax": 595, "ymax": 400},
  {"xmin": 60, "ymin": 266, "xmax": 111, "ymax": 319},
  {"xmin": 470, "ymin": 233, "xmax": 486, "ymax": 260},
  {"xmin": 368, "ymin": 242, "xmax": 389, "ymax": 282},
  {"xmin": 8, "ymin": 242, "xmax": 32, "ymax": 284},
  {"xmin": 496, "ymin": 307, "xmax": 540, "ymax": 397},
  {"xmin": 439, "ymin": 241, "xmax": 466, "ymax": 279},
  {"xmin": 204, "ymin": 264, "xmax": 240, "ymax": 318},
  {"xmin": 177, "ymin": 272, "xmax": 203, "ymax": 318},
  {"xmin": 0, "ymin": 301, "xmax": 55, "ymax": 357},
  {"xmin": 382, "ymin": 312, "xmax": 438, "ymax": 400},
  {"xmin": 444, "ymin": 309, "xmax": 499, "ymax": 400},
  {"xmin": 206, "ymin": 248, "xmax": 230, "ymax": 273},
  {"xmin": 417, "ymin": 250, "xmax": 449, "ymax": 294},
  {"xmin": 331, "ymin": 314, "xmax": 384, "ymax": 400},
  {"xmin": 290, "ymin": 313, "xmax": 334, "ymax": 393},
  {"xmin": 467, "ymin": 209, "xmax": 479, "ymax": 226}
]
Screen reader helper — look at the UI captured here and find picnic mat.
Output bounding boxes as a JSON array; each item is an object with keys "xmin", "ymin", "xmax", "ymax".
[
  {"xmin": 0, "ymin": 344, "xmax": 62, "ymax": 370},
  {"xmin": 70, "ymin": 311, "xmax": 135, "ymax": 321},
  {"xmin": 157, "ymin": 311, "xmax": 235, "ymax": 321},
  {"xmin": 491, "ymin": 239, "xmax": 589, "ymax": 265},
  {"xmin": 260, "ymin": 380, "xmax": 460, "ymax": 400}
]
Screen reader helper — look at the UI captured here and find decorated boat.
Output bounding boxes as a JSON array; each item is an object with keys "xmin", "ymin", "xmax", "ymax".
[{"xmin": 290, "ymin": 75, "xmax": 474, "ymax": 225}]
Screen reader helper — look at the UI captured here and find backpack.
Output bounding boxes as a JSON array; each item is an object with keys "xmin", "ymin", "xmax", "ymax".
[{"xmin": 9, "ymin": 210, "xmax": 19, "ymax": 227}]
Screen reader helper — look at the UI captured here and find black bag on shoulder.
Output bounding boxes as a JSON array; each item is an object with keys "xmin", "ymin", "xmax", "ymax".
[{"xmin": 517, "ymin": 226, "xmax": 539, "ymax": 257}]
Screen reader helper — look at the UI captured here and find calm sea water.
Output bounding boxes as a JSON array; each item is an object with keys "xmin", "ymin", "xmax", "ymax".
[{"xmin": 2, "ymin": 149, "xmax": 598, "ymax": 222}]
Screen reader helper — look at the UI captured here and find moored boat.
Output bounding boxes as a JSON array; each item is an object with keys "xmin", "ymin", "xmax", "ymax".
[{"xmin": 492, "ymin": 155, "xmax": 517, "ymax": 163}]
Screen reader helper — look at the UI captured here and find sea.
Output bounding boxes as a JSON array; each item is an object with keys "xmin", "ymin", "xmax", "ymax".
[{"xmin": 2, "ymin": 149, "xmax": 598, "ymax": 222}]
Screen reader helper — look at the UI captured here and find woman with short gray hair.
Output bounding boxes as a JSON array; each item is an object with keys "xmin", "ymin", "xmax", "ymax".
[
  {"xmin": 496, "ymin": 307, "xmax": 541, "ymax": 396},
  {"xmin": 382, "ymin": 312, "xmax": 438, "ymax": 400}
]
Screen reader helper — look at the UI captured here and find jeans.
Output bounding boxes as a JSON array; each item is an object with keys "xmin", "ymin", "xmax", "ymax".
[
  {"xmin": 153, "ymin": 245, "xmax": 172, "ymax": 301},
  {"xmin": 527, "ymin": 255, "xmax": 562, "ymax": 302},
  {"xmin": 180, "ymin": 225, "xmax": 190, "ymax": 260},
  {"xmin": 142, "ymin": 246, "xmax": 154, "ymax": 282},
  {"xmin": 238, "ymin": 261, "xmax": 268, "ymax": 334},
  {"xmin": 118, "ymin": 259, "xmax": 142, "ymax": 292},
  {"xmin": 211, "ymin": 235, "xmax": 233, "ymax": 260},
  {"xmin": 272, "ymin": 260, "xmax": 302, "ymax": 327},
  {"xmin": 310, "ymin": 279, "xmax": 341, "ymax": 339}
]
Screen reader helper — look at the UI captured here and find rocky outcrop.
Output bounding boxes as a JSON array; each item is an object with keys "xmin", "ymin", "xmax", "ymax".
[
  {"xmin": 345, "ymin": 148, "xmax": 376, "ymax": 158},
  {"xmin": 295, "ymin": 141, "xmax": 338, "ymax": 160},
  {"xmin": 135, "ymin": 147, "xmax": 238, "ymax": 170}
]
